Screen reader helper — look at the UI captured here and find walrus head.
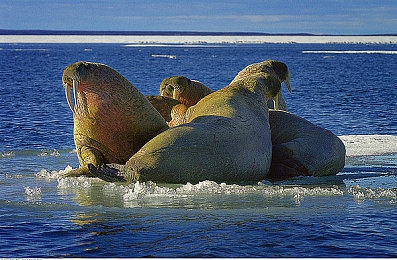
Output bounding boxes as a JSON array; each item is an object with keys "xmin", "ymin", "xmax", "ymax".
[
  {"xmin": 232, "ymin": 60, "xmax": 291, "ymax": 110},
  {"xmin": 159, "ymin": 76, "xmax": 191, "ymax": 101},
  {"xmin": 62, "ymin": 61, "xmax": 130, "ymax": 114},
  {"xmin": 62, "ymin": 61, "xmax": 102, "ymax": 114}
]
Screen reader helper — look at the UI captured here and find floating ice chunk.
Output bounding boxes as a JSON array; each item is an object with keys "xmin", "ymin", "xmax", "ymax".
[
  {"xmin": 24, "ymin": 186, "xmax": 42, "ymax": 201},
  {"xmin": 122, "ymin": 181, "xmax": 176, "ymax": 202},
  {"xmin": 151, "ymin": 54, "xmax": 176, "ymax": 59},
  {"xmin": 1, "ymin": 151, "xmax": 15, "ymax": 158},
  {"xmin": 36, "ymin": 165, "xmax": 74, "ymax": 179},
  {"xmin": 57, "ymin": 176, "xmax": 92, "ymax": 189},
  {"xmin": 37, "ymin": 149, "xmax": 61, "ymax": 157},
  {"xmin": 348, "ymin": 185, "xmax": 397, "ymax": 202},
  {"xmin": 339, "ymin": 135, "xmax": 397, "ymax": 156}
]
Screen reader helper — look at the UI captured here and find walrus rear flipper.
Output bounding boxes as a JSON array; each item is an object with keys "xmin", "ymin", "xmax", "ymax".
[
  {"xmin": 267, "ymin": 159, "xmax": 310, "ymax": 180},
  {"xmin": 266, "ymin": 145, "xmax": 310, "ymax": 180},
  {"xmin": 88, "ymin": 163, "xmax": 126, "ymax": 182}
]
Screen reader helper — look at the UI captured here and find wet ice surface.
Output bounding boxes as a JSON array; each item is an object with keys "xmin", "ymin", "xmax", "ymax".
[{"xmin": 3, "ymin": 134, "xmax": 396, "ymax": 209}]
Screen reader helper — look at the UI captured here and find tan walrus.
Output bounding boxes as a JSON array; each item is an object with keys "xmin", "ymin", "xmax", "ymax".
[
  {"xmin": 62, "ymin": 61, "xmax": 169, "ymax": 176},
  {"xmin": 89, "ymin": 70, "xmax": 283, "ymax": 183},
  {"xmin": 232, "ymin": 59, "xmax": 292, "ymax": 111},
  {"xmin": 149, "ymin": 60, "xmax": 345, "ymax": 180},
  {"xmin": 232, "ymin": 60, "xmax": 345, "ymax": 178}
]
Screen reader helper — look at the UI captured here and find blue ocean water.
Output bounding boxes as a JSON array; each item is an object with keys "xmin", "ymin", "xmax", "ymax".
[{"xmin": 1, "ymin": 42, "xmax": 397, "ymax": 257}]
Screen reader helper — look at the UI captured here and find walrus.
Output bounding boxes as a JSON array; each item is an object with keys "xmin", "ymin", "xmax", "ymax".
[
  {"xmin": 267, "ymin": 110, "xmax": 346, "ymax": 179},
  {"xmin": 149, "ymin": 60, "xmax": 345, "ymax": 180},
  {"xmin": 156, "ymin": 60, "xmax": 291, "ymax": 133},
  {"xmin": 158, "ymin": 76, "xmax": 213, "ymax": 127},
  {"xmin": 231, "ymin": 60, "xmax": 345, "ymax": 178},
  {"xmin": 89, "ymin": 70, "xmax": 283, "ymax": 184},
  {"xmin": 62, "ymin": 61, "xmax": 169, "ymax": 176},
  {"xmin": 232, "ymin": 59, "xmax": 292, "ymax": 111},
  {"xmin": 146, "ymin": 95, "xmax": 181, "ymax": 122},
  {"xmin": 159, "ymin": 72, "xmax": 287, "ymax": 127},
  {"xmin": 159, "ymin": 76, "xmax": 213, "ymax": 107}
]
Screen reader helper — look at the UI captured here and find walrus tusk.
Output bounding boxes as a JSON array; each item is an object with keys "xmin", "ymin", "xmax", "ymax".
[
  {"xmin": 160, "ymin": 88, "xmax": 166, "ymax": 96},
  {"xmin": 65, "ymin": 83, "xmax": 74, "ymax": 113},
  {"xmin": 284, "ymin": 79, "xmax": 292, "ymax": 93},
  {"xmin": 273, "ymin": 93, "xmax": 280, "ymax": 110},
  {"xmin": 64, "ymin": 80, "xmax": 79, "ymax": 114},
  {"xmin": 172, "ymin": 88, "xmax": 180, "ymax": 100},
  {"xmin": 73, "ymin": 80, "xmax": 79, "ymax": 109}
]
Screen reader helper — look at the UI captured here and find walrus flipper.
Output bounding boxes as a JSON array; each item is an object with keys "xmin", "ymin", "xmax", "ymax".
[
  {"xmin": 64, "ymin": 166, "xmax": 94, "ymax": 178},
  {"xmin": 88, "ymin": 163, "xmax": 126, "ymax": 182},
  {"xmin": 266, "ymin": 144, "xmax": 310, "ymax": 180}
]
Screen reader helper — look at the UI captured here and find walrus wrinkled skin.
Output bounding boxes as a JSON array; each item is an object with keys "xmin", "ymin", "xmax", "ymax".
[
  {"xmin": 90, "ymin": 71, "xmax": 282, "ymax": 184},
  {"xmin": 146, "ymin": 95, "xmax": 181, "ymax": 122},
  {"xmin": 267, "ymin": 110, "xmax": 346, "ymax": 179},
  {"xmin": 62, "ymin": 61, "xmax": 168, "ymax": 176}
]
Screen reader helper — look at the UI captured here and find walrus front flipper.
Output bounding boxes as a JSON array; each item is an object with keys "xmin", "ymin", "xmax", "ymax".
[
  {"xmin": 64, "ymin": 166, "xmax": 95, "ymax": 178},
  {"xmin": 88, "ymin": 163, "xmax": 126, "ymax": 182}
]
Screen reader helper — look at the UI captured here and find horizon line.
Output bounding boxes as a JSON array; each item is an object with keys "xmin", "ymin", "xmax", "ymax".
[{"xmin": 1, "ymin": 29, "xmax": 396, "ymax": 37}]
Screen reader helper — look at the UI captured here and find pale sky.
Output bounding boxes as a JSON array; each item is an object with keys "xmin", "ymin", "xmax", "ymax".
[{"xmin": 1, "ymin": 0, "xmax": 396, "ymax": 34}]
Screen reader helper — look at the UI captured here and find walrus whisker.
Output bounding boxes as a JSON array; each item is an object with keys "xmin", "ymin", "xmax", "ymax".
[{"xmin": 65, "ymin": 82, "xmax": 75, "ymax": 113}]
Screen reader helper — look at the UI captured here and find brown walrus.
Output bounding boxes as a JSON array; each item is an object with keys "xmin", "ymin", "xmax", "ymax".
[
  {"xmin": 159, "ymin": 76, "xmax": 213, "ymax": 107},
  {"xmin": 157, "ymin": 61, "xmax": 292, "ymax": 128},
  {"xmin": 89, "ymin": 69, "xmax": 283, "ymax": 183},
  {"xmin": 62, "ymin": 61, "xmax": 169, "ymax": 176}
]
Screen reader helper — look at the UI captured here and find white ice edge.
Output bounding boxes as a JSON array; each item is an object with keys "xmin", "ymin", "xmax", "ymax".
[
  {"xmin": 1, "ymin": 35, "xmax": 397, "ymax": 44},
  {"xmin": 339, "ymin": 134, "xmax": 397, "ymax": 157}
]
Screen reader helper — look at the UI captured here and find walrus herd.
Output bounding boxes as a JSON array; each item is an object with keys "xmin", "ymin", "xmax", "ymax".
[{"xmin": 62, "ymin": 60, "xmax": 345, "ymax": 184}]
